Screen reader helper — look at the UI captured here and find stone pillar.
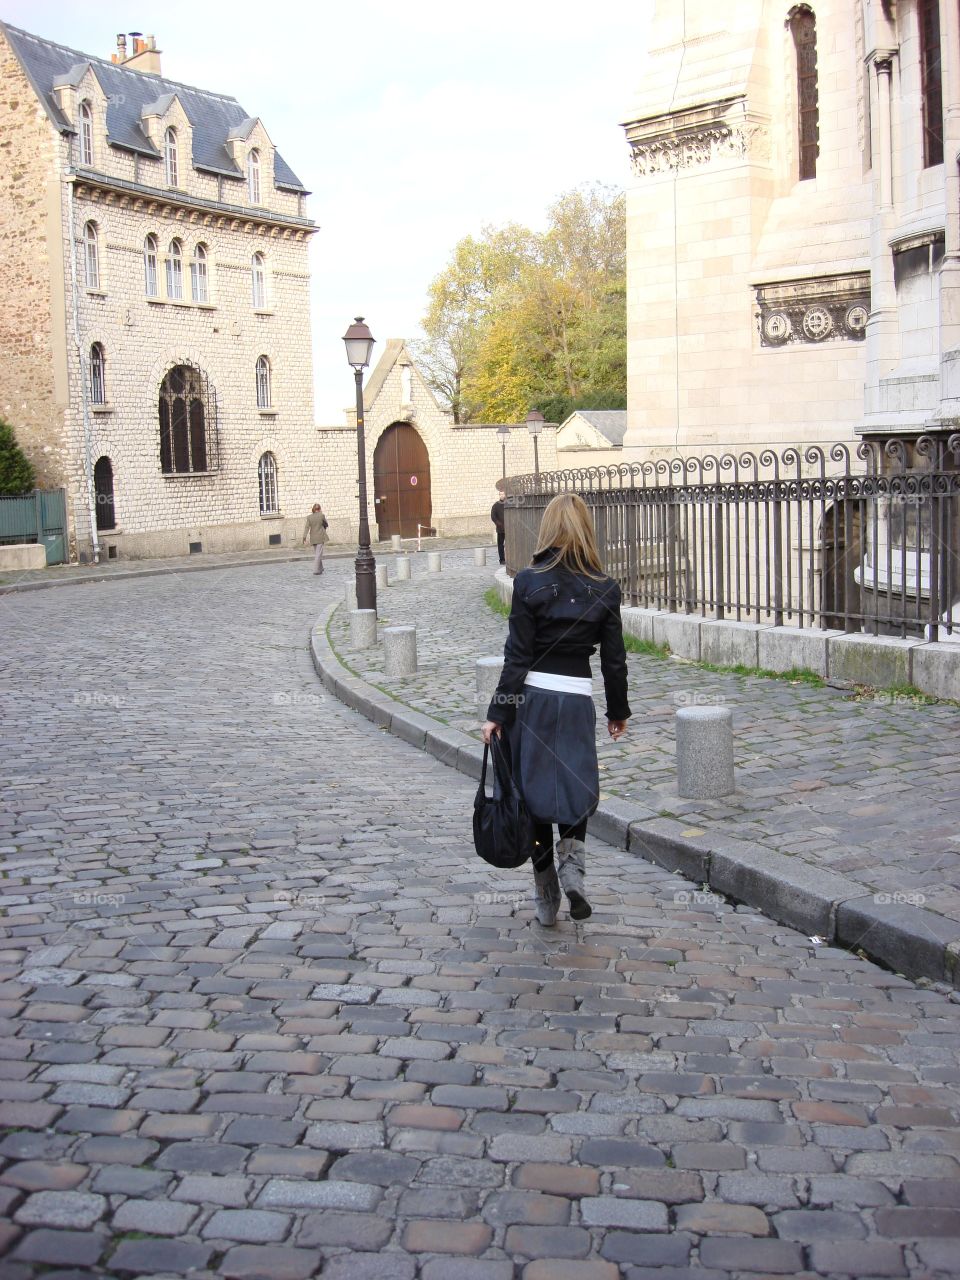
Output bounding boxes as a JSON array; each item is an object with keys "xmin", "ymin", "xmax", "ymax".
[
  {"xmin": 376, "ymin": 562, "xmax": 389, "ymax": 590},
  {"xmin": 476, "ymin": 656, "xmax": 503, "ymax": 710},
  {"xmin": 474, "ymin": 547, "xmax": 488, "ymax": 567},
  {"xmin": 384, "ymin": 626, "xmax": 417, "ymax": 677},
  {"xmin": 428, "ymin": 552, "xmax": 442, "ymax": 573},
  {"xmin": 675, "ymin": 706, "xmax": 734, "ymax": 798},
  {"xmin": 350, "ymin": 609, "xmax": 377, "ymax": 649},
  {"xmin": 395, "ymin": 556, "xmax": 412, "ymax": 581},
  {"xmin": 391, "ymin": 534, "xmax": 402, "ymax": 552}
]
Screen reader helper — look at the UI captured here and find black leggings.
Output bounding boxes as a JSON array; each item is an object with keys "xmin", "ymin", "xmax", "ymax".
[{"xmin": 532, "ymin": 820, "xmax": 587, "ymax": 871}]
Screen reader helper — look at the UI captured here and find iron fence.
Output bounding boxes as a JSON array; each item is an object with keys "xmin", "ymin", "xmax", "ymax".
[{"xmin": 503, "ymin": 434, "xmax": 960, "ymax": 639}]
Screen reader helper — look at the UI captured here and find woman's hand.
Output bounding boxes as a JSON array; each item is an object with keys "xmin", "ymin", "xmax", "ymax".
[
  {"xmin": 607, "ymin": 719, "xmax": 628, "ymax": 741},
  {"xmin": 482, "ymin": 720, "xmax": 502, "ymax": 745}
]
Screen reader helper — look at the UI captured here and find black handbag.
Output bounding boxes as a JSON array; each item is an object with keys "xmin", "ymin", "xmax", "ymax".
[{"xmin": 473, "ymin": 735, "xmax": 535, "ymax": 869}]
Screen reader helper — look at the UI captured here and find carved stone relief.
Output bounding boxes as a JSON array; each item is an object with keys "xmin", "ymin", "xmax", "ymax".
[{"xmin": 755, "ymin": 273, "xmax": 871, "ymax": 347}]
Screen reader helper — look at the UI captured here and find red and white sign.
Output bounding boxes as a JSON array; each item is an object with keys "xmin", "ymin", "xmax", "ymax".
[{"xmin": 410, "ymin": 475, "xmax": 418, "ymax": 486}]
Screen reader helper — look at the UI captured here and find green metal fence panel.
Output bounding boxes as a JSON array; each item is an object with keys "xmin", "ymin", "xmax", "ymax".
[{"xmin": 0, "ymin": 488, "xmax": 67, "ymax": 564}]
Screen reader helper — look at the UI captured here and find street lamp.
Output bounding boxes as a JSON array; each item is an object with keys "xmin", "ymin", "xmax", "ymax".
[
  {"xmin": 343, "ymin": 316, "xmax": 377, "ymax": 614},
  {"xmin": 525, "ymin": 409, "xmax": 544, "ymax": 485},
  {"xmin": 496, "ymin": 425, "xmax": 510, "ymax": 482}
]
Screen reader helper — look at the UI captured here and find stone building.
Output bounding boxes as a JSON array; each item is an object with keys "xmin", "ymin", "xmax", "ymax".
[
  {"xmin": 555, "ymin": 409, "xmax": 627, "ymax": 471},
  {"xmin": 621, "ymin": 0, "xmax": 959, "ymax": 456},
  {"xmin": 0, "ymin": 22, "xmax": 319, "ymax": 560}
]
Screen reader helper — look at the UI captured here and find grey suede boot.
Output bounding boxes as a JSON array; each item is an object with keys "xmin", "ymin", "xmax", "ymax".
[
  {"xmin": 533, "ymin": 857, "xmax": 561, "ymax": 927},
  {"xmin": 556, "ymin": 837, "xmax": 591, "ymax": 920}
]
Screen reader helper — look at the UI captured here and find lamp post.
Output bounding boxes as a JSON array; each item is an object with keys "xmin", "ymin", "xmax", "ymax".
[
  {"xmin": 496, "ymin": 425, "xmax": 510, "ymax": 482},
  {"xmin": 343, "ymin": 316, "xmax": 377, "ymax": 614},
  {"xmin": 525, "ymin": 409, "xmax": 544, "ymax": 485}
]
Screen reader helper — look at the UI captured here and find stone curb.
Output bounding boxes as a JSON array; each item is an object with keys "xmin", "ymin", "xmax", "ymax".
[
  {"xmin": 0, "ymin": 551, "xmax": 327, "ymax": 595},
  {"xmin": 310, "ymin": 595, "xmax": 958, "ymax": 989}
]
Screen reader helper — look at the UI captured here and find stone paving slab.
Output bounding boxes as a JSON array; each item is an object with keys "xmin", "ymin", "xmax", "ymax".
[
  {"xmin": 326, "ymin": 552, "xmax": 960, "ymax": 942},
  {"xmin": 0, "ymin": 555, "xmax": 958, "ymax": 1278}
]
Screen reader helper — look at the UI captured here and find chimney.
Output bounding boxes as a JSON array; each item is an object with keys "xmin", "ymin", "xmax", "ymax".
[{"xmin": 112, "ymin": 30, "xmax": 162, "ymax": 76}]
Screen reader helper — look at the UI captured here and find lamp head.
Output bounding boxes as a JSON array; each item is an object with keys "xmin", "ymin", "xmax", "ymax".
[
  {"xmin": 343, "ymin": 316, "xmax": 376, "ymax": 369},
  {"xmin": 496, "ymin": 425, "xmax": 510, "ymax": 441},
  {"xmin": 525, "ymin": 409, "xmax": 545, "ymax": 437}
]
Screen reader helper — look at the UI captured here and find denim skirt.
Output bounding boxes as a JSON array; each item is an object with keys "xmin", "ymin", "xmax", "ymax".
[{"xmin": 506, "ymin": 685, "xmax": 599, "ymax": 828}]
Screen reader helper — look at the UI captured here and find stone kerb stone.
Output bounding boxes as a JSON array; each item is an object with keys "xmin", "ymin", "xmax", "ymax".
[
  {"xmin": 384, "ymin": 626, "xmax": 417, "ymax": 677},
  {"xmin": 758, "ymin": 625, "xmax": 841, "ymax": 677},
  {"xmin": 621, "ymin": 607, "xmax": 662, "ymax": 645},
  {"xmin": 910, "ymin": 643, "xmax": 960, "ymax": 702},
  {"xmin": 827, "ymin": 632, "xmax": 921, "ymax": 687},
  {"xmin": 653, "ymin": 612, "xmax": 701, "ymax": 660},
  {"xmin": 375, "ymin": 562, "xmax": 389, "ymax": 590},
  {"xmin": 676, "ymin": 705, "xmax": 735, "ymax": 798},
  {"xmin": 0, "ymin": 544, "xmax": 46, "ymax": 571},
  {"xmin": 474, "ymin": 547, "xmax": 488, "ymax": 567},
  {"xmin": 349, "ymin": 609, "xmax": 377, "ymax": 650},
  {"xmin": 700, "ymin": 619, "xmax": 768, "ymax": 668},
  {"xmin": 476, "ymin": 657, "xmax": 504, "ymax": 710},
  {"xmin": 428, "ymin": 552, "xmax": 442, "ymax": 573},
  {"xmin": 395, "ymin": 557, "xmax": 412, "ymax": 581}
]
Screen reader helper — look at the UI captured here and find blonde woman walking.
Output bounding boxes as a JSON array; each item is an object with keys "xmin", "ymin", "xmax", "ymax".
[{"xmin": 482, "ymin": 493, "xmax": 630, "ymax": 924}]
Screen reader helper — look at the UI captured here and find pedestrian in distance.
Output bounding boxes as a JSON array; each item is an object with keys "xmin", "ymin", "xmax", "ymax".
[
  {"xmin": 302, "ymin": 503, "xmax": 329, "ymax": 575},
  {"xmin": 491, "ymin": 483, "xmax": 506, "ymax": 565},
  {"xmin": 482, "ymin": 492, "xmax": 630, "ymax": 925}
]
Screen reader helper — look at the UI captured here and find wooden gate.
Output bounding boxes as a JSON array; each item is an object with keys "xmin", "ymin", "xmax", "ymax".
[{"xmin": 373, "ymin": 424, "xmax": 432, "ymax": 539}]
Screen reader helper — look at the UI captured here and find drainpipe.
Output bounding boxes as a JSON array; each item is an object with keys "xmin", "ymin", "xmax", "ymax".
[{"xmin": 67, "ymin": 176, "xmax": 101, "ymax": 563}]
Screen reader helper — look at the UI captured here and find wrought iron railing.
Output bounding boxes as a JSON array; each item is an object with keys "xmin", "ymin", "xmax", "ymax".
[{"xmin": 503, "ymin": 435, "xmax": 960, "ymax": 638}]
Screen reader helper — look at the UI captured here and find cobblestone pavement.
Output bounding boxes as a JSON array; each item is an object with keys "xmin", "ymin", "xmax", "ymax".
[
  {"xmin": 1, "ymin": 555, "xmax": 959, "ymax": 1280},
  {"xmin": 330, "ymin": 550, "xmax": 960, "ymax": 927}
]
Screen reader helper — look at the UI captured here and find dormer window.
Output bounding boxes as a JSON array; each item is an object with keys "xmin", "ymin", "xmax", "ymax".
[
  {"xmin": 248, "ymin": 149, "xmax": 261, "ymax": 204},
  {"xmin": 164, "ymin": 127, "xmax": 179, "ymax": 187},
  {"xmin": 79, "ymin": 101, "xmax": 93, "ymax": 167}
]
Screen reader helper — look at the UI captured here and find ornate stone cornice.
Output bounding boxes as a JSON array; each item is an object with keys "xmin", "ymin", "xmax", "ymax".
[{"xmin": 624, "ymin": 97, "xmax": 771, "ymax": 178}]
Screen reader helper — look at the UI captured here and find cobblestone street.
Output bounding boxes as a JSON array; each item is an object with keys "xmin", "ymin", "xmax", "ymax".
[{"xmin": 1, "ymin": 555, "xmax": 959, "ymax": 1278}]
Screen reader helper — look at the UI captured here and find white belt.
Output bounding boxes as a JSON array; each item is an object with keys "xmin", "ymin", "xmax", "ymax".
[{"xmin": 524, "ymin": 671, "xmax": 593, "ymax": 696}]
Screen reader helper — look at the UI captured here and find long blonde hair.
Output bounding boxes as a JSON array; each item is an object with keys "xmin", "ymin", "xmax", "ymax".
[{"xmin": 533, "ymin": 493, "xmax": 605, "ymax": 579}]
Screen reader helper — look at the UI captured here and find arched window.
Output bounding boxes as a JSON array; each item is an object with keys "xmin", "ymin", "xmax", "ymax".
[
  {"xmin": 159, "ymin": 364, "xmax": 213, "ymax": 474},
  {"xmin": 166, "ymin": 239, "xmax": 183, "ymax": 300},
  {"xmin": 83, "ymin": 221, "xmax": 100, "ymax": 289},
  {"xmin": 89, "ymin": 343, "xmax": 106, "ymax": 405},
  {"xmin": 919, "ymin": 0, "xmax": 943, "ymax": 167},
  {"xmin": 256, "ymin": 355, "xmax": 272, "ymax": 408},
  {"xmin": 190, "ymin": 243, "xmax": 209, "ymax": 303},
  {"xmin": 164, "ymin": 126, "xmax": 179, "ymax": 186},
  {"xmin": 248, "ymin": 149, "xmax": 261, "ymax": 204},
  {"xmin": 94, "ymin": 456, "xmax": 115, "ymax": 531},
  {"xmin": 143, "ymin": 234, "xmax": 159, "ymax": 297},
  {"xmin": 251, "ymin": 252, "xmax": 266, "ymax": 309},
  {"xmin": 789, "ymin": 6, "xmax": 819, "ymax": 181},
  {"xmin": 78, "ymin": 101, "xmax": 93, "ymax": 166},
  {"xmin": 258, "ymin": 452, "xmax": 279, "ymax": 515}
]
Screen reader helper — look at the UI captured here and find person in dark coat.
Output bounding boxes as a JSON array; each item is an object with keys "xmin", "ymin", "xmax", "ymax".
[
  {"xmin": 481, "ymin": 493, "xmax": 630, "ymax": 925},
  {"xmin": 491, "ymin": 484, "xmax": 506, "ymax": 565}
]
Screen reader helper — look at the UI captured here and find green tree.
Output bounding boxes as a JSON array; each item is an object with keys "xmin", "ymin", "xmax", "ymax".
[{"xmin": 0, "ymin": 420, "xmax": 36, "ymax": 495}]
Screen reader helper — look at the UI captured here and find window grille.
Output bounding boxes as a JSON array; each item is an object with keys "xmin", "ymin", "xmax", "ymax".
[
  {"xmin": 83, "ymin": 221, "xmax": 99, "ymax": 288},
  {"xmin": 258, "ymin": 452, "xmax": 279, "ymax": 514},
  {"xmin": 89, "ymin": 343, "xmax": 105, "ymax": 404},
  {"xmin": 166, "ymin": 240, "xmax": 183, "ymax": 300},
  {"xmin": 256, "ymin": 355, "xmax": 272, "ymax": 408},
  {"xmin": 191, "ymin": 244, "xmax": 209, "ymax": 303},
  {"xmin": 158, "ymin": 363, "xmax": 219, "ymax": 474},
  {"xmin": 251, "ymin": 252, "xmax": 266, "ymax": 309},
  {"xmin": 790, "ymin": 7, "xmax": 819, "ymax": 180}
]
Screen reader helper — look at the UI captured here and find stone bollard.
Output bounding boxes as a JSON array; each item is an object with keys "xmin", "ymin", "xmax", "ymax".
[
  {"xmin": 473, "ymin": 547, "xmax": 488, "ymax": 567},
  {"xmin": 391, "ymin": 534, "xmax": 402, "ymax": 552},
  {"xmin": 350, "ymin": 609, "xmax": 377, "ymax": 650},
  {"xmin": 675, "ymin": 706, "xmax": 735, "ymax": 799},
  {"xmin": 428, "ymin": 552, "xmax": 442, "ymax": 573},
  {"xmin": 384, "ymin": 626, "xmax": 417, "ymax": 677},
  {"xmin": 344, "ymin": 581, "xmax": 357, "ymax": 611},
  {"xmin": 376, "ymin": 563, "xmax": 389, "ymax": 590},
  {"xmin": 476, "ymin": 656, "xmax": 504, "ymax": 710},
  {"xmin": 395, "ymin": 556, "xmax": 412, "ymax": 581}
]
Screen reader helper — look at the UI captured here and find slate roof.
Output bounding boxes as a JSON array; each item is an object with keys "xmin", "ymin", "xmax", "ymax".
[
  {"xmin": 1, "ymin": 22, "xmax": 307, "ymax": 192},
  {"xmin": 563, "ymin": 410, "xmax": 627, "ymax": 446}
]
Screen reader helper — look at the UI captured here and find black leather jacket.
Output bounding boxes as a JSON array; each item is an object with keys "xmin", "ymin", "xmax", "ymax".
[{"xmin": 487, "ymin": 551, "xmax": 632, "ymax": 724}]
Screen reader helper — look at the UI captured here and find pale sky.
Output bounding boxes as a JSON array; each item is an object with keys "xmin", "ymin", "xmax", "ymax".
[{"xmin": 3, "ymin": 0, "xmax": 654, "ymax": 422}]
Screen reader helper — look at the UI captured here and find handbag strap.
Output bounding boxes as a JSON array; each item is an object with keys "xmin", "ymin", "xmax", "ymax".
[{"xmin": 475, "ymin": 743, "xmax": 490, "ymax": 804}]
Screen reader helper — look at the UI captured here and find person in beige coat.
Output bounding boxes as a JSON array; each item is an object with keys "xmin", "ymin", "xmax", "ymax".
[{"xmin": 302, "ymin": 504, "xmax": 330, "ymax": 574}]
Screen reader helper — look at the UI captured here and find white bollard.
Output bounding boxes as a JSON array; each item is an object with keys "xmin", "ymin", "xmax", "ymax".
[
  {"xmin": 391, "ymin": 534, "xmax": 402, "ymax": 552},
  {"xmin": 675, "ymin": 706, "xmax": 735, "ymax": 799},
  {"xmin": 376, "ymin": 562, "xmax": 389, "ymax": 590},
  {"xmin": 395, "ymin": 556, "xmax": 412, "ymax": 581},
  {"xmin": 384, "ymin": 626, "xmax": 417, "ymax": 677},
  {"xmin": 350, "ymin": 609, "xmax": 377, "ymax": 650},
  {"xmin": 344, "ymin": 581, "xmax": 357, "ymax": 610},
  {"xmin": 476, "ymin": 656, "xmax": 504, "ymax": 710},
  {"xmin": 473, "ymin": 547, "xmax": 488, "ymax": 567},
  {"xmin": 428, "ymin": 552, "xmax": 442, "ymax": 574}
]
